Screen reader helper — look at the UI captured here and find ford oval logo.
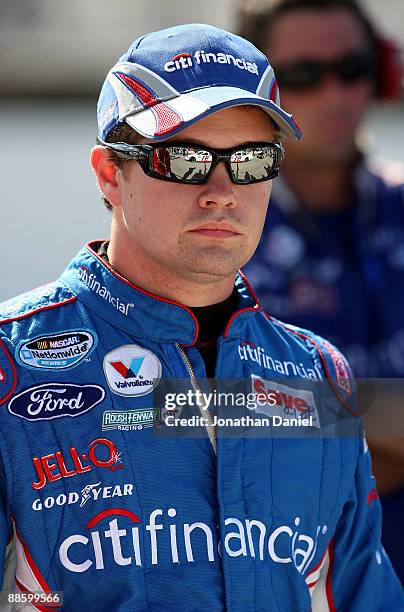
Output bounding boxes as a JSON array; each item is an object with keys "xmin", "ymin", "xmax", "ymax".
[{"xmin": 8, "ymin": 383, "xmax": 105, "ymax": 421}]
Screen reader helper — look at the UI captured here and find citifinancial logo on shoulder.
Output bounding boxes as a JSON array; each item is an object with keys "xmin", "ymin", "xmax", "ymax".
[
  {"xmin": 8, "ymin": 383, "xmax": 105, "ymax": 421},
  {"xmin": 77, "ymin": 266, "xmax": 134, "ymax": 316},
  {"xmin": 239, "ymin": 342, "xmax": 323, "ymax": 381}
]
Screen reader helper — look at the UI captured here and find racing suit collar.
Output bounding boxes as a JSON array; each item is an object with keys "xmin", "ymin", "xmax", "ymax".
[{"xmin": 60, "ymin": 241, "xmax": 258, "ymax": 346}]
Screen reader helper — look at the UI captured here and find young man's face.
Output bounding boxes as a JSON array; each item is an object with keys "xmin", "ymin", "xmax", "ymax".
[
  {"xmin": 113, "ymin": 106, "xmax": 275, "ymax": 284},
  {"xmin": 266, "ymin": 8, "xmax": 374, "ymax": 163}
]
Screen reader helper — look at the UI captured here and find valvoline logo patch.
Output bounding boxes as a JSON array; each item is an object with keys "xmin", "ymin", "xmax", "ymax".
[
  {"xmin": 110, "ymin": 357, "xmax": 145, "ymax": 379},
  {"xmin": 8, "ymin": 383, "xmax": 105, "ymax": 421},
  {"xmin": 103, "ymin": 345, "xmax": 161, "ymax": 397}
]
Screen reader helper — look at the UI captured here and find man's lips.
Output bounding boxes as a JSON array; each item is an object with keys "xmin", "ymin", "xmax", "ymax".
[{"xmin": 188, "ymin": 223, "xmax": 241, "ymax": 238}]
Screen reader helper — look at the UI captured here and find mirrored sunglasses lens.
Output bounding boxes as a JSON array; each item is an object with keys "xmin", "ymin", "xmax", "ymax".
[
  {"xmin": 152, "ymin": 146, "xmax": 212, "ymax": 182},
  {"xmin": 230, "ymin": 148, "xmax": 277, "ymax": 183}
]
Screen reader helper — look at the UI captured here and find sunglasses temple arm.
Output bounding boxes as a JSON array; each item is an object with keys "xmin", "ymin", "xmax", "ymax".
[{"xmin": 96, "ymin": 138, "xmax": 148, "ymax": 160}]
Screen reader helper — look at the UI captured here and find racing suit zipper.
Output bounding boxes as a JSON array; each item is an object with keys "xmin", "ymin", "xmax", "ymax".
[{"xmin": 176, "ymin": 344, "xmax": 217, "ymax": 454}]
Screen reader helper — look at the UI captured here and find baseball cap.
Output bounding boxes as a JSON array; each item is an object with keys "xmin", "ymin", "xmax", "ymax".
[{"xmin": 97, "ymin": 23, "xmax": 302, "ymax": 142}]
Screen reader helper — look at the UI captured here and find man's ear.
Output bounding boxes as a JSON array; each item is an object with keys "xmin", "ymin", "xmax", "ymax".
[{"xmin": 90, "ymin": 146, "xmax": 122, "ymax": 208}]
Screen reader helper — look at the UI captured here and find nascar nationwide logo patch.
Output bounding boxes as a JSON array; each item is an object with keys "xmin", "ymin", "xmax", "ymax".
[{"xmin": 16, "ymin": 330, "xmax": 97, "ymax": 370}]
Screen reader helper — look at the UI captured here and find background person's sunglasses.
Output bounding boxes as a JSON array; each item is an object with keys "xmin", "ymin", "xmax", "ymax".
[
  {"xmin": 98, "ymin": 139, "xmax": 285, "ymax": 185},
  {"xmin": 275, "ymin": 52, "xmax": 375, "ymax": 91}
]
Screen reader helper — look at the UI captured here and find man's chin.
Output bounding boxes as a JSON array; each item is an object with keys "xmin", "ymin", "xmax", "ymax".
[{"xmin": 181, "ymin": 253, "xmax": 246, "ymax": 280}]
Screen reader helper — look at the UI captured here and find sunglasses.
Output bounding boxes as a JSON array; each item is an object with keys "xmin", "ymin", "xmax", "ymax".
[
  {"xmin": 97, "ymin": 138, "xmax": 285, "ymax": 185},
  {"xmin": 275, "ymin": 52, "xmax": 375, "ymax": 91}
]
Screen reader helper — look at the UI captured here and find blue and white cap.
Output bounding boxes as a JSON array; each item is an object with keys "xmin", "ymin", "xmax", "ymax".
[{"xmin": 97, "ymin": 23, "xmax": 302, "ymax": 141}]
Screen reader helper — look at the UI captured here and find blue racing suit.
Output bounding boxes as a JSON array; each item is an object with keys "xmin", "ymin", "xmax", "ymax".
[
  {"xmin": 243, "ymin": 160, "xmax": 404, "ymax": 582},
  {"xmin": 243, "ymin": 161, "xmax": 404, "ymax": 377},
  {"xmin": 0, "ymin": 242, "xmax": 402, "ymax": 611}
]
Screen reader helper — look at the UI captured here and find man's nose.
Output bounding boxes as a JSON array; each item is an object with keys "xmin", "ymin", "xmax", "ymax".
[
  {"xmin": 196, "ymin": 162, "xmax": 237, "ymax": 209},
  {"xmin": 320, "ymin": 72, "xmax": 353, "ymax": 98}
]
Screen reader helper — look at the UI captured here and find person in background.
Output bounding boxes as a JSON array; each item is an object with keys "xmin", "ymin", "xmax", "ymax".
[{"xmin": 239, "ymin": 0, "xmax": 404, "ymax": 581}]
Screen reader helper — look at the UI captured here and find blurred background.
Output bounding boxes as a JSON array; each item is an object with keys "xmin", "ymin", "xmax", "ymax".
[{"xmin": 1, "ymin": 0, "xmax": 404, "ymax": 300}]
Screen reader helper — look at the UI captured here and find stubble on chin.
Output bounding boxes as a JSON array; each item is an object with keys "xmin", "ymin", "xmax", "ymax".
[{"xmin": 176, "ymin": 237, "xmax": 252, "ymax": 280}]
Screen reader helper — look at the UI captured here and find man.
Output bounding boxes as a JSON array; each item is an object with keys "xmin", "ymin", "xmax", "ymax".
[
  {"xmin": 239, "ymin": 0, "xmax": 404, "ymax": 580},
  {"xmin": 240, "ymin": 0, "xmax": 404, "ymax": 376},
  {"xmin": 0, "ymin": 23, "xmax": 401, "ymax": 611}
]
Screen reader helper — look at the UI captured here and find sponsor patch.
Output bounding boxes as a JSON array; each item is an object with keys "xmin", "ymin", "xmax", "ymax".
[
  {"xmin": 58, "ymin": 507, "xmax": 327, "ymax": 576},
  {"xmin": 102, "ymin": 408, "xmax": 160, "ymax": 431},
  {"xmin": 8, "ymin": 383, "xmax": 105, "ymax": 421},
  {"xmin": 0, "ymin": 338, "xmax": 17, "ymax": 406},
  {"xmin": 16, "ymin": 330, "xmax": 97, "ymax": 370},
  {"xmin": 103, "ymin": 345, "xmax": 161, "ymax": 397},
  {"xmin": 77, "ymin": 266, "xmax": 134, "ymax": 316},
  {"xmin": 31, "ymin": 437, "xmax": 123, "ymax": 490},
  {"xmin": 322, "ymin": 340, "xmax": 352, "ymax": 395},
  {"xmin": 31, "ymin": 481, "xmax": 134, "ymax": 512},
  {"xmin": 367, "ymin": 487, "xmax": 378, "ymax": 506},
  {"xmin": 238, "ymin": 342, "xmax": 323, "ymax": 381},
  {"xmin": 250, "ymin": 375, "xmax": 320, "ymax": 427},
  {"xmin": 163, "ymin": 50, "xmax": 259, "ymax": 75}
]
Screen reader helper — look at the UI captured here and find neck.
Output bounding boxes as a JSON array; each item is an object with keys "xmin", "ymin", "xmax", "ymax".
[
  {"xmin": 107, "ymin": 223, "xmax": 236, "ymax": 307},
  {"xmin": 282, "ymin": 155, "xmax": 355, "ymax": 213}
]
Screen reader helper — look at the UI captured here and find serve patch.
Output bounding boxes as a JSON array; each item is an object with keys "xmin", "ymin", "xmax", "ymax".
[{"xmin": 250, "ymin": 375, "xmax": 320, "ymax": 427}]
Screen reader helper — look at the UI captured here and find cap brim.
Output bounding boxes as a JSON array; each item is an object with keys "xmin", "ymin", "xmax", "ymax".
[{"xmin": 124, "ymin": 85, "xmax": 302, "ymax": 141}]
